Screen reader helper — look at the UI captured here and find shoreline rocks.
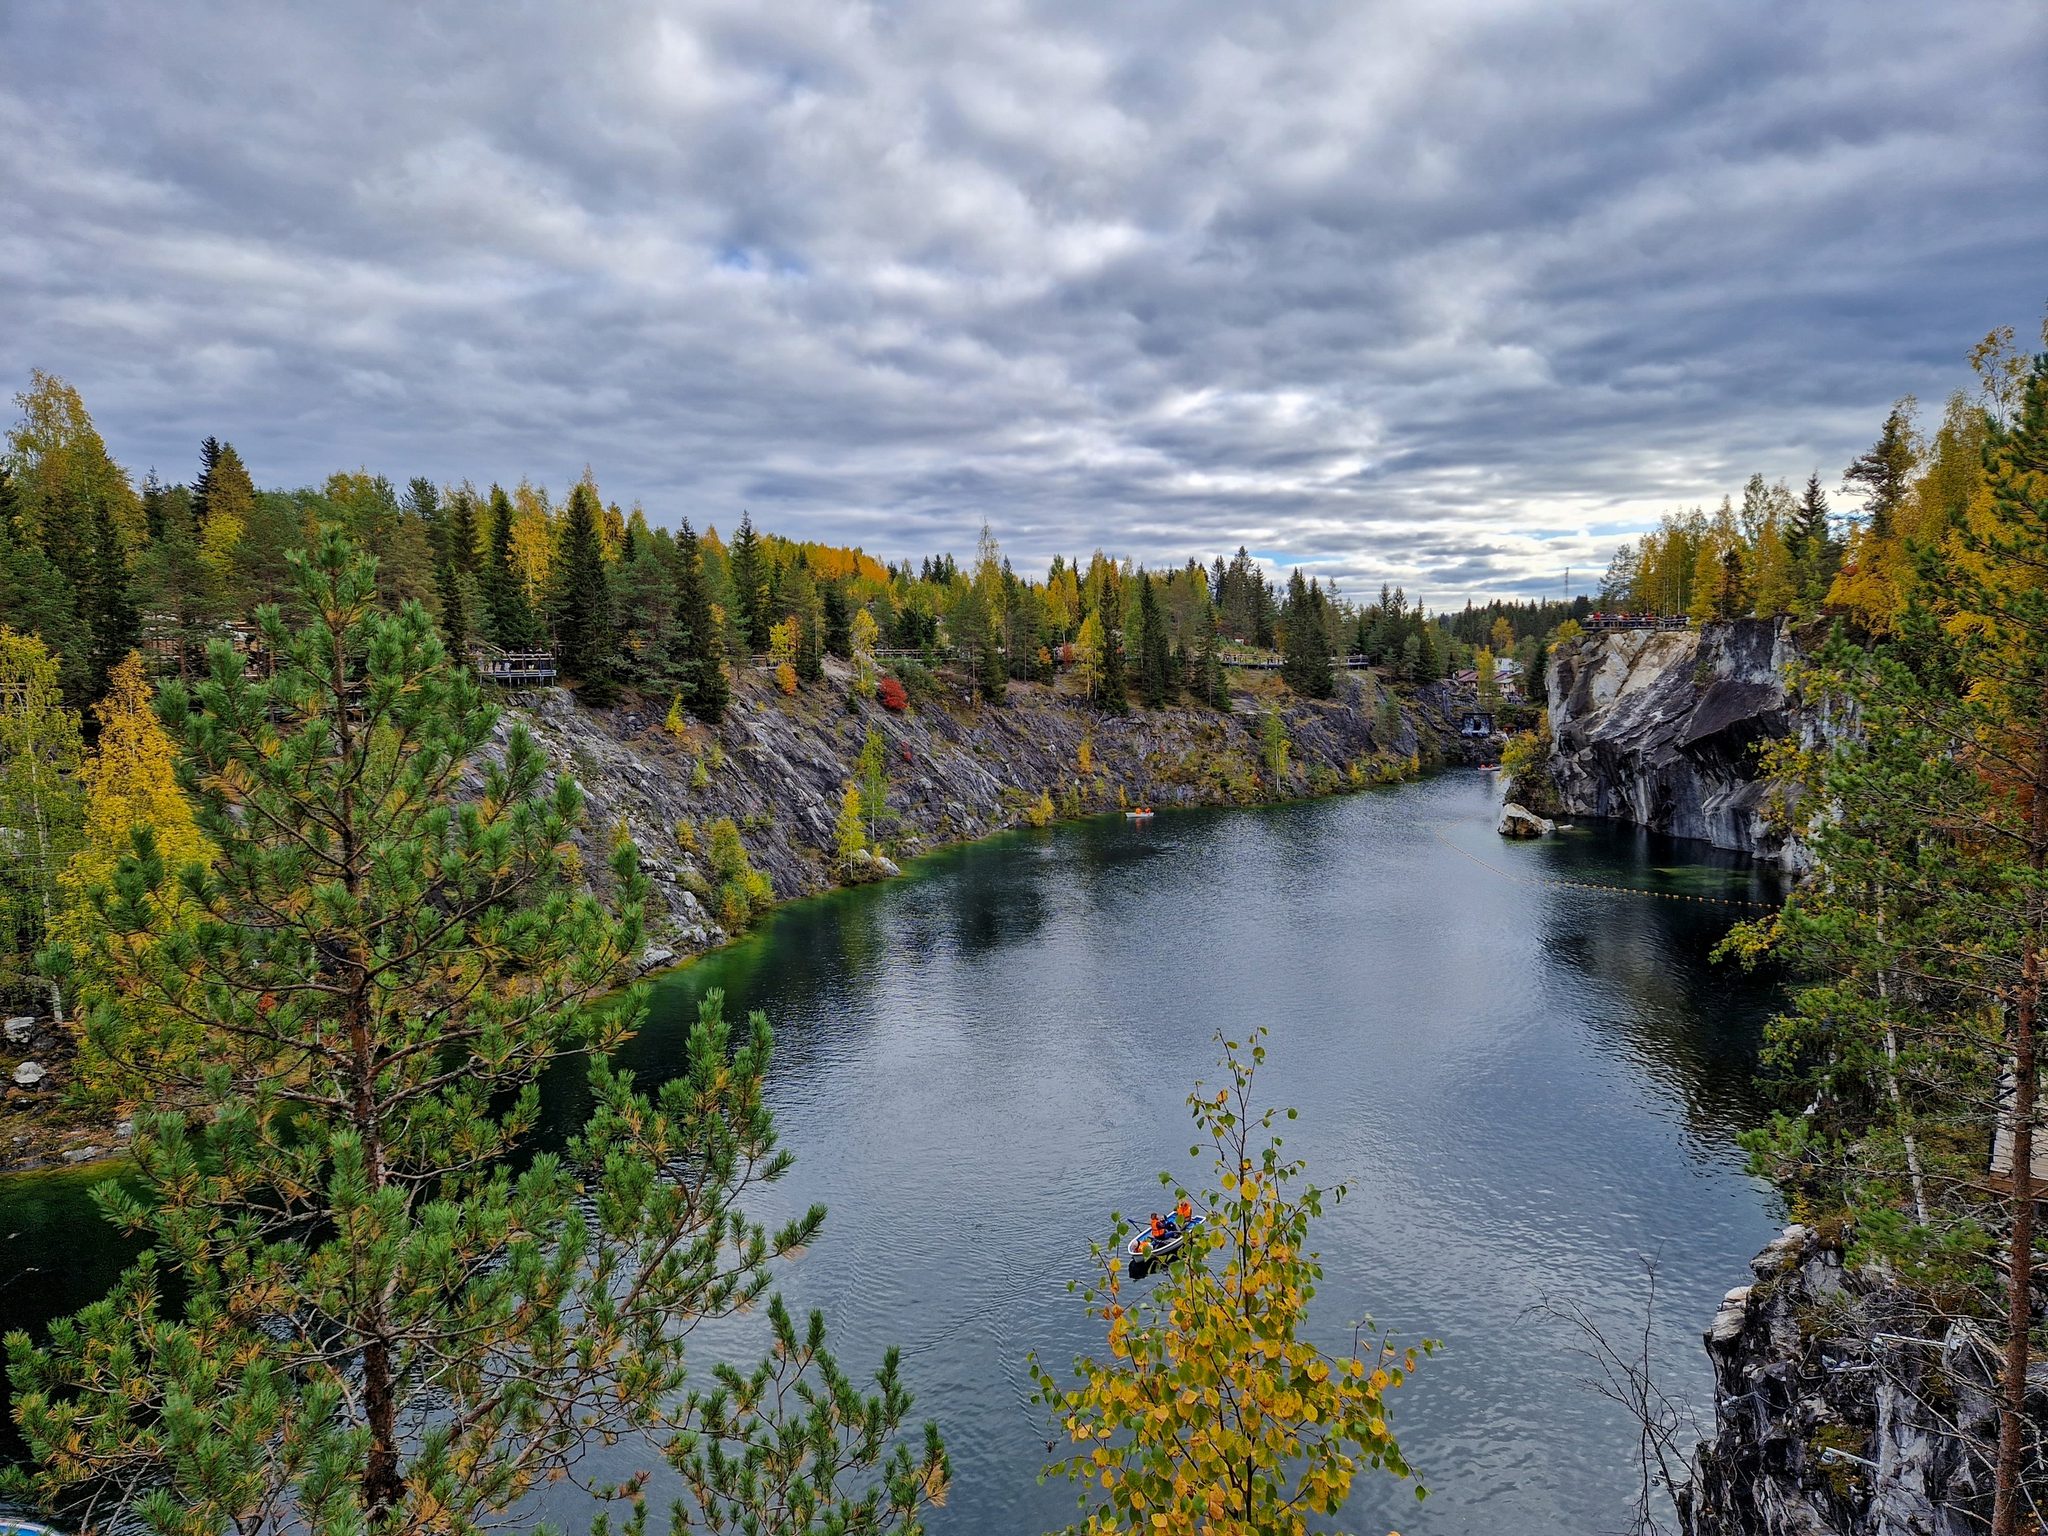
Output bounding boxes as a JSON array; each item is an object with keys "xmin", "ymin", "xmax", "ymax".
[{"xmin": 1497, "ymin": 802, "xmax": 1555, "ymax": 838}]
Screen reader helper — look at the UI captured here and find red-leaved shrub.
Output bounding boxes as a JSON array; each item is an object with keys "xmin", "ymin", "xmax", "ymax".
[{"xmin": 879, "ymin": 676, "xmax": 908, "ymax": 712}]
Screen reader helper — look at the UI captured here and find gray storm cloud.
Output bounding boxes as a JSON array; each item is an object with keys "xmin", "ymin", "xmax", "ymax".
[{"xmin": 1, "ymin": 0, "xmax": 2041, "ymax": 603}]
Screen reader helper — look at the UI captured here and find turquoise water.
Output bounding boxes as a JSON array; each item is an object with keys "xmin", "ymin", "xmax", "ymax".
[{"xmin": 0, "ymin": 771, "xmax": 1786, "ymax": 1533}]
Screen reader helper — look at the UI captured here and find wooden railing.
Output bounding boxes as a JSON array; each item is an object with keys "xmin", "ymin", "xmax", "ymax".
[
  {"xmin": 471, "ymin": 644, "xmax": 558, "ymax": 683},
  {"xmin": 1580, "ymin": 613, "xmax": 1691, "ymax": 632}
]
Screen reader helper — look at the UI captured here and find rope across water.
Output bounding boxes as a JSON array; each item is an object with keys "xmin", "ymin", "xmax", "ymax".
[{"xmin": 1433, "ymin": 816, "xmax": 1781, "ymax": 910}]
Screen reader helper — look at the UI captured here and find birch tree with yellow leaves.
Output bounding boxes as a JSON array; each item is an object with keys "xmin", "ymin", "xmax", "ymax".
[
  {"xmin": 50, "ymin": 652, "xmax": 214, "ymax": 1105},
  {"xmin": 1033, "ymin": 1031, "xmax": 1434, "ymax": 1535}
]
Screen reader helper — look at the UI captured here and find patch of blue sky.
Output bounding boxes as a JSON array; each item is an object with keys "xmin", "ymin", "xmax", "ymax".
[{"xmin": 714, "ymin": 247, "xmax": 809, "ymax": 277}]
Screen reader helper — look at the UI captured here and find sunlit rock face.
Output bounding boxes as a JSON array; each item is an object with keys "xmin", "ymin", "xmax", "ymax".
[{"xmin": 1547, "ymin": 620, "xmax": 1817, "ymax": 868}]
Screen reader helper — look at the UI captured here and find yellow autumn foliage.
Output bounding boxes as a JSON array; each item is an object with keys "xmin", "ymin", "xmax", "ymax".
[
  {"xmin": 54, "ymin": 653, "xmax": 215, "ymax": 1105},
  {"xmin": 60, "ymin": 654, "xmax": 211, "ymax": 906},
  {"xmin": 1033, "ymin": 1030, "xmax": 1434, "ymax": 1535}
]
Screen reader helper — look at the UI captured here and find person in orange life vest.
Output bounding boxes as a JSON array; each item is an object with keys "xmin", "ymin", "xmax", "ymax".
[
  {"xmin": 1150, "ymin": 1212, "xmax": 1167, "ymax": 1244},
  {"xmin": 1175, "ymin": 1197, "xmax": 1192, "ymax": 1228}
]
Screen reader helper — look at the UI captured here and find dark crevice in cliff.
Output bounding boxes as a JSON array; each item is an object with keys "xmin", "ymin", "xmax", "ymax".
[{"xmin": 1547, "ymin": 619, "xmax": 1835, "ymax": 870}]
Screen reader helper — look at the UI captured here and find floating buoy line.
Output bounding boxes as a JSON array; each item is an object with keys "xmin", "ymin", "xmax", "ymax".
[{"xmin": 1434, "ymin": 817, "xmax": 1782, "ymax": 910}]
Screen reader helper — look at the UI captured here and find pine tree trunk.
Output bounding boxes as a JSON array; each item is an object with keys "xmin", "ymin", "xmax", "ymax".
[
  {"xmin": 1993, "ymin": 672, "xmax": 2048, "ymax": 1536},
  {"xmin": 329, "ymin": 632, "xmax": 405, "ymax": 1521}
]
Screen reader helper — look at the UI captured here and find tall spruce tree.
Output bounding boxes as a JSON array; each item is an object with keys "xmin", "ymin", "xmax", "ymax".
[
  {"xmin": 1137, "ymin": 571, "xmax": 1173, "ymax": 708},
  {"xmin": 1792, "ymin": 471, "xmax": 1840, "ymax": 610},
  {"xmin": 727, "ymin": 511, "xmax": 770, "ymax": 653},
  {"xmin": 783, "ymin": 557, "xmax": 825, "ymax": 685},
  {"xmin": 1280, "ymin": 569, "xmax": 1334, "ymax": 699},
  {"xmin": 1097, "ymin": 573, "xmax": 1128, "ymax": 715},
  {"xmin": 188, "ymin": 437, "xmax": 223, "ymax": 531},
  {"xmin": 954, "ymin": 585, "xmax": 1005, "ymax": 705},
  {"xmin": 81, "ymin": 498, "xmax": 140, "ymax": 706},
  {"xmin": 554, "ymin": 481, "xmax": 619, "ymax": 707},
  {"xmin": 140, "ymin": 473, "xmax": 169, "ymax": 541},
  {"xmin": 1196, "ymin": 593, "xmax": 1228, "ymax": 710},
  {"xmin": 673, "ymin": 517, "xmax": 729, "ymax": 723},
  {"xmin": 822, "ymin": 579, "xmax": 852, "ymax": 659},
  {"xmin": 441, "ymin": 485, "xmax": 481, "ymax": 574},
  {"xmin": 479, "ymin": 484, "xmax": 539, "ymax": 650},
  {"xmin": 619, "ymin": 535, "xmax": 681, "ymax": 692},
  {"xmin": 13, "ymin": 534, "xmax": 946, "ymax": 1533},
  {"xmin": 1844, "ymin": 400, "xmax": 1920, "ymax": 541},
  {"xmin": 434, "ymin": 551, "xmax": 471, "ymax": 658},
  {"xmin": 403, "ymin": 476, "xmax": 439, "ymax": 527}
]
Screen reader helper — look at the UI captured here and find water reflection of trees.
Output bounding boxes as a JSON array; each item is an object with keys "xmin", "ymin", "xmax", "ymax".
[{"xmin": 1544, "ymin": 893, "xmax": 1780, "ymax": 1149}]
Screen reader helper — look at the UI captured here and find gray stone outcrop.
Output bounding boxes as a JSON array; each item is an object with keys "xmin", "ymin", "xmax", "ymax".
[
  {"xmin": 1547, "ymin": 620, "xmax": 1821, "ymax": 867},
  {"xmin": 1496, "ymin": 802, "xmax": 1554, "ymax": 838},
  {"xmin": 489, "ymin": 664, "xmax": 1447, "ymax": 967},
  {"xmin": 1683, "ymin": 1225, "xmax": 2000, "ymax": 1535}
]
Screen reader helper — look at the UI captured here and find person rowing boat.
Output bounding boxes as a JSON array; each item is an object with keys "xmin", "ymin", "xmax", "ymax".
[{"xmin": 1124, "ymin": 1199, "xmax": 1204, "ymax": 1275}]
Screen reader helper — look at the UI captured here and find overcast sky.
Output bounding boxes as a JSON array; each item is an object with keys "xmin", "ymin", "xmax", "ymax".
[{"xmin": 3, "ymin": 1, "xmax": 2042, "ymax": 605}]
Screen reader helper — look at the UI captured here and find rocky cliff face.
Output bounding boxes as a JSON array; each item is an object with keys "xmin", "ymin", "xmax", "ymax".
[
  {"xmin": 1547, "ymin": 620, "xmax": 1814, "ymax": 867},
  {"xmin": 499, "ymin": 662, "xmax": 1450, "ymax": 967},
  {"xmin": 1, "ymin": 665, "xmax": 1447, "ymax": 1170},
  {"xmin": 1683, "ymin": 1225, "xmax": 2002, "ymax": 1536}
]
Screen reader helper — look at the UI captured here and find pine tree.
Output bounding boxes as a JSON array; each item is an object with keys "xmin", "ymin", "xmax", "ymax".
[
  {"xmin": 480, "ymin": 484, "xmax": 539, "ymax": 650},
  {"xmin": 727, "ymin": 511, "xmax": 770, "ymax": 653},
  {"xmin": 673, "ymin": 518, "xmax": 728, "ymax": 724},
  {"xmin": 554, "ymin": 481, "xmax": 619, "ymax": 707},
  {"xmin": 1728, "ymin": 355, "xmax": 2048, "ymax": 1536},
  {"xmin": 14, "ymin": 535, "xmax": 947, "ymax": 1532},
  {"xmin": 1137, "ymin": 571, "xmax": 1173, "ymax": 708}
]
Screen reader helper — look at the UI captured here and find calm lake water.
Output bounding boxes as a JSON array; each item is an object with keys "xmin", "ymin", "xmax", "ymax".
[{"xmin": 0, "ymin": 770, "xmax": 1786, "ymax": 1534}]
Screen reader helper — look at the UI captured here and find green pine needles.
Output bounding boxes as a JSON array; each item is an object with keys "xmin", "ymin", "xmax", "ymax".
[{"xmin": 10, "ymin": 533, "xmax": 945, "ymax": 1536}]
